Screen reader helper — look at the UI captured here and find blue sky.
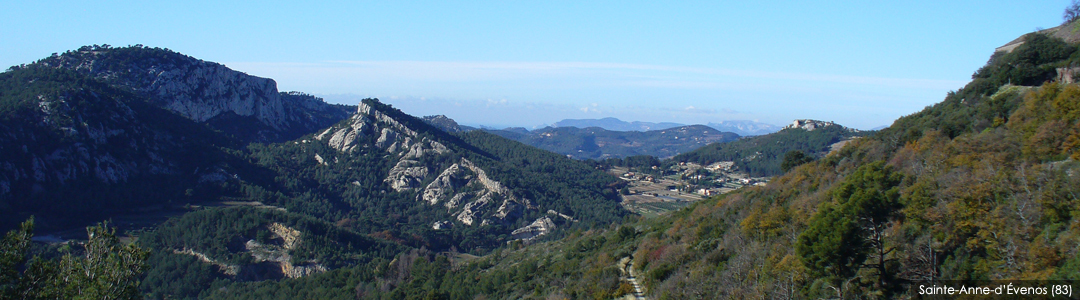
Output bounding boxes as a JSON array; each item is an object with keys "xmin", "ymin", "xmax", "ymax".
[{"xmin": 1, "ymin": 1, "xmax": 1070, "ymax": 129}]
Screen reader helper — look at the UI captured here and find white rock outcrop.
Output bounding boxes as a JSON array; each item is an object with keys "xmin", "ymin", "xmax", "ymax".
[
  {"xmin": 244, "ymin": 223, "xmax": 328, "ymax": 279},
  {"xmin": 417, "ymin": 158, "xmax": 527, "ymax": 226},
  {"xmin": 173, "ymin": 248, "xmax": 240, "ymax": 276},
  {"xmin": 385, "ymin": 160, "xmax": 429, "ymax": 192},
  {"xmin": 783, "ymin": 119, "xmax": 838, "ymax": 131},
  {"xmin": 314, "ymin": 100, "xmax": 533, "ymax": 227},
  {"xmin": 41, "ymin": 47, "xmax": 353, "ymax": 143},
  {"xmin": 511, "ymin": 217, "xmax": 556, "ymax": 241}
]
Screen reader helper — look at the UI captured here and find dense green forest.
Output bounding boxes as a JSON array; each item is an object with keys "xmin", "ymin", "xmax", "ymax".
[
  {"xmin": 0, "ymin": 65, "xmax": 245, "ymax": 230},
  {"xmin": 137, "ymin": 207, "xmax": 406, "ymax": 299}
]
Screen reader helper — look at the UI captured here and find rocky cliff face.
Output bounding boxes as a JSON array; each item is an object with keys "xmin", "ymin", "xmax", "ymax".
[
  {"xmin": 419, "ymin": 158, "xmax": 525, "ymax": 225},
  {"xmin": 314, "ymin": 99, "xmax": 532, "ymax": 227},
  {"xmin": 35, "ymin": 45, "xmax": 353, "ymax": 143}
]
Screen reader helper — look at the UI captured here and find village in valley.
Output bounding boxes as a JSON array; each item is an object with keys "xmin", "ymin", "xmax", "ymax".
[{"xmin": 609, "ymin": 161, "xmax": 769, "ymax": 217}]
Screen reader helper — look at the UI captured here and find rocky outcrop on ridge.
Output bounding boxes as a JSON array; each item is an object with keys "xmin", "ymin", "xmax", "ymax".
[
  {"xmin": 419, "ymin": 158, "xmax": 526, "ymax": 225},
  {"xmin": 34, "ymin": 45, "xmax": 353, "ymax": 143},
  {"xmin": 421, "ymin": 115, "xmax": 463, "ymax": 133},
  {"xmin": 314, "ymin": 99, "xmax": 530, "ymax": 227},
  {"xmin": 510, "ymin": 217, "xmax": 556, "ymax": 241},
  {"xmin": 782, "ymin": 119, "xmax": 858, "ymax": 132}
]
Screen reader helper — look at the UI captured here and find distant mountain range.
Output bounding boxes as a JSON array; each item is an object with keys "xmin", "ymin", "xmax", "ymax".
[
  {"xmin": 552, "ymin": 117, "xmax": 685, "ymax": 132},
  {"xmin": 705, "ymin": 120, "xmax": 783, "ymax": 136},
  {"xmin": 486, "ymin": 125, "xmax": 739, "ymax": 160},
  {"xmin": 550, "ymin": 117, "xmax": 781, "ymax": 136}
]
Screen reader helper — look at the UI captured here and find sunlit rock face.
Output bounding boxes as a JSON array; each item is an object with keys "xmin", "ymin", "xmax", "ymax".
[{"xmin": 39, "ymin": 46, "xmax": 352, "ymax": 143}]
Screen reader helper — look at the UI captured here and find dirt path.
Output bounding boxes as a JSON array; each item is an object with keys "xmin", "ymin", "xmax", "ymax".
[{"xmin": 619, "ymin": 257, "xmax": 647, "ymax": 300}]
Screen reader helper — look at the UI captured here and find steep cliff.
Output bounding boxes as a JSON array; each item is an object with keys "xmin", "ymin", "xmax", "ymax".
[{"xmin": 33, "ymin": 45, "xmax": 353, "ymax": 143}]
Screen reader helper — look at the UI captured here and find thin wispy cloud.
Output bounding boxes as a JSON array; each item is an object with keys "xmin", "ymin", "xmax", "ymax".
[
  {"xmin": 231, "ymin": 60, "xmax": 966, "ymax": 91},
  {"xmin": 228, "ymin": 60, "xmax": 964, "ymax": 130}
]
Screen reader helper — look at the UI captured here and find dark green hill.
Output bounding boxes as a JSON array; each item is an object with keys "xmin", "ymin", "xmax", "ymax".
[
  {"xmin": 0, "ymin": 66, "xmax": 247, "ymax": 230},
  {"xmin": 487, "ymin": 124, "xmax": 739, "ymax": 159},
  {"xmin": 138, "ymin": 206, "xmax": 405, "ymax": 299},
  {"xmin": 673, "ymin": 121, "xmax": 864, "ymax": 176}
]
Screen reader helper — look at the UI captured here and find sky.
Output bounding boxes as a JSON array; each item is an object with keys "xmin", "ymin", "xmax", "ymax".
[{"xmin": 1, "ymin": 1, "xmax": 1071, "ymax": 130}]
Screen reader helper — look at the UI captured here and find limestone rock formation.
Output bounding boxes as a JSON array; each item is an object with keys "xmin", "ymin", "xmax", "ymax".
[
  {"xmin": 510, "ymin": 217, "xmax": 556, "ymax": 241},
  {"xmin": 37, "ymin": 46, "xmax": 353, "ymax": 143},
  {"xmin": 782, "ymin": 119, "xmax": 861, "ymax": 132},
  {"xmin": 316, "ymin": 99, "xmax": 533, "ymax": 227},
  {"xmin": 417, "ymin": 158, "xmax": 527, "ymax": 226},
  {"xmin": 783, "ymin": 119, "xmax": 839, "ymax": 131}
]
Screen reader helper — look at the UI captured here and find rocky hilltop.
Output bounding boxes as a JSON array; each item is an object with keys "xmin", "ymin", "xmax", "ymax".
[
  {"xmin": 421, "ymin": 115, "xmax": 463, "ymax": 133},
  {"xmin": 782, "ymin": 119, "xmax": 845, "ymax": 131},
  {"xmin": 312, "ymin": 100, "xmax": 539, "ymax": 229},
  {"xmin": 995, "ymin": 21, "xmax": 1080, "ymax": 53},
  {"xmin": 32, "ymin": 45, "xmax": 353, "ymax": 143}
]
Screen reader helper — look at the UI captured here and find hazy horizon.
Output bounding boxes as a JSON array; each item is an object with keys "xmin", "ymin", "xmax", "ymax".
[{"xmin": 4, "ymin": 1, "xmax": 1071, "ymax": 130}]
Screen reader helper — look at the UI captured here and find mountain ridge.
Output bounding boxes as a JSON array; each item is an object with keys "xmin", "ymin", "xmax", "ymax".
[
  {"xmin": 487, "ymin": 124, "xmax": 740, "ymax": 159},
  {"xmin": 1, "ymin": 46, "xmax": 627, "ymax": 249},
  {"xmin": 550, "ymin": 117, "xmax": 780, "ymax": 136},
  {"xmin": 29, "ymin": 45, "xmax": 354, "ymax": 143}
]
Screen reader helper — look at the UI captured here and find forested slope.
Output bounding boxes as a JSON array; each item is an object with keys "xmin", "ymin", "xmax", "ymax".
[
  {"xmin": 353, "ymin": 29, "xmax": 1080, "ymax": 299},
  {"xmin": 673, "ymin": 123, "xmax": 864, "ymax": 176},
  {"xmin": 0, "ymin": 46, "xmax": 634, "ymax": 299}
]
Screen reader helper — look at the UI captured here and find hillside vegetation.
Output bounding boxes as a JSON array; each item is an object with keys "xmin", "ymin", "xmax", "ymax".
[
  {"xmin": 673, "ymin": 123, "xmax": 864, "ymax": 177},
  {"xmin": 4, "ymin": 19, "xmax": 1080, "ymax": 299},
  {"xmin": 0, "ymin": 46, "xmax": 632, "ymax": 299},
  {"xmin": 355, "ymin": 30, "xmax": 1080, "ymax": 299}
]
